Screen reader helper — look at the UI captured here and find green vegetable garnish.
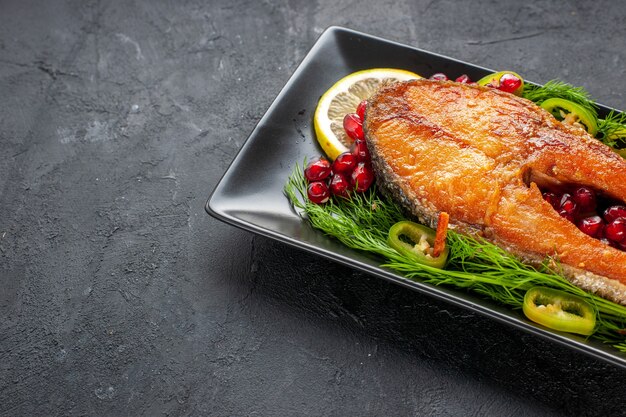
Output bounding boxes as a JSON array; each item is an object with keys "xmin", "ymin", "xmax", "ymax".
[
  {"xmin": 387, "ymin": 221, "xmax": 448, "ymax": 268},
  {"xmin": 597, "ymin": 110, "xmax": 626, "ymax": 149},
  {"xmin": 523, "ymin": 80, "xmax": 599, "ymax": 118},
  {"xmin": 523, "ymin": 79, "xmax": 626, "ymax": 150},
  {"xmin": 540, "ymin": 98, "xmax": 598, "ymax": 135},
  {"xmin": 523, "ymin": 287, "xmax": 596, "ymax": 336},
  {"xmin": 285, "ymin": 162, "xmax": 626, "ymax": 351}
]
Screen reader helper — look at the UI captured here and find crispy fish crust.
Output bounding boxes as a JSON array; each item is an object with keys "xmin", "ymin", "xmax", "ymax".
[{"xmin": 364, "ymin": 79, "xmax": 626, "ymax": 304}]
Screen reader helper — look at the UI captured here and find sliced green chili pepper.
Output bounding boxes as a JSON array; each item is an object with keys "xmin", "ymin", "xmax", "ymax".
[
  {"xmin": 387, "ymin": 221, "xmax": 449, "ymax": 268},
  {"xmin": 477, "ymin": 71, "xmax": 525, "ymax": 96},
  {"xmin": 522, "ymin": 287, "xmax": 596, "ymax": 336},
  {"xmin": 540, "ymin": 98, "xmax": 598, "ymax": 136}
]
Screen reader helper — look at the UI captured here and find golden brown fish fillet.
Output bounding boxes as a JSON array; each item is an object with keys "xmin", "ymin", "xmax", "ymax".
[{"xmin": 364, "ymin": 79, "xmax": 626, "ymax": 304}]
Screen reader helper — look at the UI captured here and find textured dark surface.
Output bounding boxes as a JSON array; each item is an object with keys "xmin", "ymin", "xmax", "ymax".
[{"xmin": 1, "ymin": 1, "xmax": 626, "ymax": 416}]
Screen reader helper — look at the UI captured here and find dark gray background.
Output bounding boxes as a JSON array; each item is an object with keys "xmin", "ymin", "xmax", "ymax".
[{"xmin": 1, "ymin": 0, "xmax": 625, "ymax": 416}]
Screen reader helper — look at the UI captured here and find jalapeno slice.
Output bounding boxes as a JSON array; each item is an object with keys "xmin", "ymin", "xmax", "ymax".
[
  {"xmin": 522, "ymin": 287, "xmax": 596, "ymax": 336},
  {"xmin": 387, "ymin": 221, "xmax": 449, "ymax": 268},
  {"xmin": 477, "ymin": 71, "xmax": 525, "ymax": 96},
  {"xmin": 540, "ymin": 98, "xmax": 598, "ymax": 136}
]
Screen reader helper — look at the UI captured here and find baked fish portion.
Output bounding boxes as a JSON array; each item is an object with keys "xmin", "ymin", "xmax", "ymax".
[{"xmin": 364, "ymin": 79, "xmax": 626, "ymax": 304}]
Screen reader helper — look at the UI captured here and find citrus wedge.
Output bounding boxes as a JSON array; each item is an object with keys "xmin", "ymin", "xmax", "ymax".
[{"xmin": 314, "ymin": 68, "xmax": 422, "ymax": 160}]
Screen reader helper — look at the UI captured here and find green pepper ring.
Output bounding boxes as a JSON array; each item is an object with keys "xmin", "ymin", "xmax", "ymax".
[
  {"xmin": 522, "ymin": 286, "xmax": 597, "ymax": 336},
  {"xmin": 387, "ymin": 221, "xmax": 449, "ymax": 269},
  {"xmin": 540, "ymin": 98, "xmax": 598, "ymax": 136}
]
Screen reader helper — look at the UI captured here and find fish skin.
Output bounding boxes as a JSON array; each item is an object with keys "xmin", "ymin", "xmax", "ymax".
[{"xmin": 364, "ymin": 79, "xmax": 626, "ymax": 304}]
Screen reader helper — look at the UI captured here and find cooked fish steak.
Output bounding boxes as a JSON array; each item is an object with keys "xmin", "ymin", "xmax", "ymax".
[{"xmin": 364, "ymin": 79, "xmax": 626, "ymax": 304}]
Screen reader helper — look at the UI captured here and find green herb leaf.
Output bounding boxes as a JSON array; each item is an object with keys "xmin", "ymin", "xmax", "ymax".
[
  {"xmin": 285, "ymin": 162, "xmax": 626, "ymax": 350},
  {"xmin": 523, "ymin": 79, "xmax": 626, "ymax": 152},
  {"xmin": 523, "ymin": 80, "xmax": 598, "ymax": 118},
  {"xmin": 597, "ymin": 110, "xmax": 626, "ymax": 149}
]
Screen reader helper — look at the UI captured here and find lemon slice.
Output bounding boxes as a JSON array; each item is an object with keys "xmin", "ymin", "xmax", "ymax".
[{"xmin": 314, "ymin": 68, "xmax": 422, "ymax": 160}]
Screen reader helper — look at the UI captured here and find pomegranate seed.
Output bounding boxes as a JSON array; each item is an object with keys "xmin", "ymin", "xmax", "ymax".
[
  {"xmin": 559, "ymin": 209, "xmax": 575, "ymax": 223},
  {"xmin": 350, "ymin": 139, "xmax": 371, "ymax": 163},
  {"xmin": 351, "ymin": 162, "xmax": 374, "ymax": 192},
  {"xmin": 307, "ymin": 181, "xmax": 330, "ymax": 204},
  {"xmin": 429, "ymin": 73, "xmax": 448, "ymax": 81},
  {"xmin": 559, "ymin": 194, "xmax": 578, "ymax": 216},
  {"xmin": 343, "ymin": 113, "xmax": 364, "ymax": 141},
  {"xmin": 604, "ymin": 218, "xmax": 626, "ymax": 243},
  {"xmin": 542, "ymin": 192, "xmax": 560, "ymax": 209},
  {"xmin": 498, "ymin": 73, "xmax": 522, "ymax": 93},
  {"xmin": 455, "ymin": 74, "xmax": 471, "ymax": 84},
  {"xmin": 572, "ymin": 187, "xmax": 596, "ymax": 212},
  {"xmin": 304, "ymin": 157, "xmax": 332, "ymax": 182},
  {"xmin": 330, "ymin": 173, "xmax": 350, "ymax": 198},
  {"xmin": 332, "ymin": 151, "xmax": 357, "ymax": 174},
  {"xmin": 576, "ymin": 216, "xmax": 604, "ymax": 237},
  {"xmin": 604, "ymin": 205, "xmax": 626, "ymax": 223},
  {"xmin": 356, "ymin": 100, "xmax": 367, "ymax": 121}
]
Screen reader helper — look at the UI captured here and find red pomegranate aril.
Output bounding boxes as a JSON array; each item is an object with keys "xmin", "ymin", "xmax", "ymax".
[
  {"xmin": 604, "ymin": 205, "xmax": 626, "ymax": 223},
  {"xmin": 429, "ymin": 73, "xmax": 448, "ymax": 81},
  {"xmin": 455, "ymin": 74, "xmax": 471, "ymax": 84},
  {"xmin": 604, "ymin": 218, "xmax": 626, "ymax": 243},
  {"xmin": 350, "ymin": 139, "xmax": 371, "ymax": 163},
  {"xmin": 307, "ymin": 181, "xmax": 330, "ymax": 204},
  {"xmin": 542, "ymin": 192, "xmax": 560, "ymax": 209},
  {"xmin": 561, "ymin": 199, "xmax": 577, "ymax": 215},
  {"xmin": 304, "ymin": 157, "xmax": 332, "ymax": 182},
  {"xmin": 559, "ymin": 194, "xmax": 578, "ymax": 216},
  {"xmin": 498, "ymin": 73, "xmax": 522, "ymax": 93},
  {"xmin": 351, "ymin": 162, "xmax": 375, "ymax": 192},
  {"xmin": 343, "ymin": 113, "xmax": 364, "ymax": 141},
  {"xmin": 572, "ymin": 187, "xmax": 596, "ymax": 212},
  {"xmin": 558, "ymin": 209, "xmax": 575, "ymax": 223},
  {"xmin": 332, "ymin": 151, "xmax": 357, "ymax": 174},
  {"xmin": 330, "ymin": 173, "xmax": 350, "ymax": 198},
  {"xmin": 356, "ymin": 100, "xmax": 367, "ymax": 121},
  {"xmin": 597, "ymin": 225, "xmax": 605, "ymax": 238},
  {"xmin": 576, "ymin": 215, "xmax": 604, "ymax": 237}
]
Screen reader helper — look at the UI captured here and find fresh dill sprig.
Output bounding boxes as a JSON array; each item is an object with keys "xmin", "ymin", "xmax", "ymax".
[
  {"xmin": 523, "ymin": 79, "xmax": 626, "ymax": 152},
  {"xmin": 285, "ymin": 161, "xmax": 403, "ymax": 259},
  {"xmin": 523, "ymin": 80, "xmax": 599, "ymax": 118},
  {"xmin": 284, "ymin": 162, "xmax": 626, "ymax": 350},
  {"xmin": 597, "ymin": 110, "xmax": 626, "ymax": 149}
]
